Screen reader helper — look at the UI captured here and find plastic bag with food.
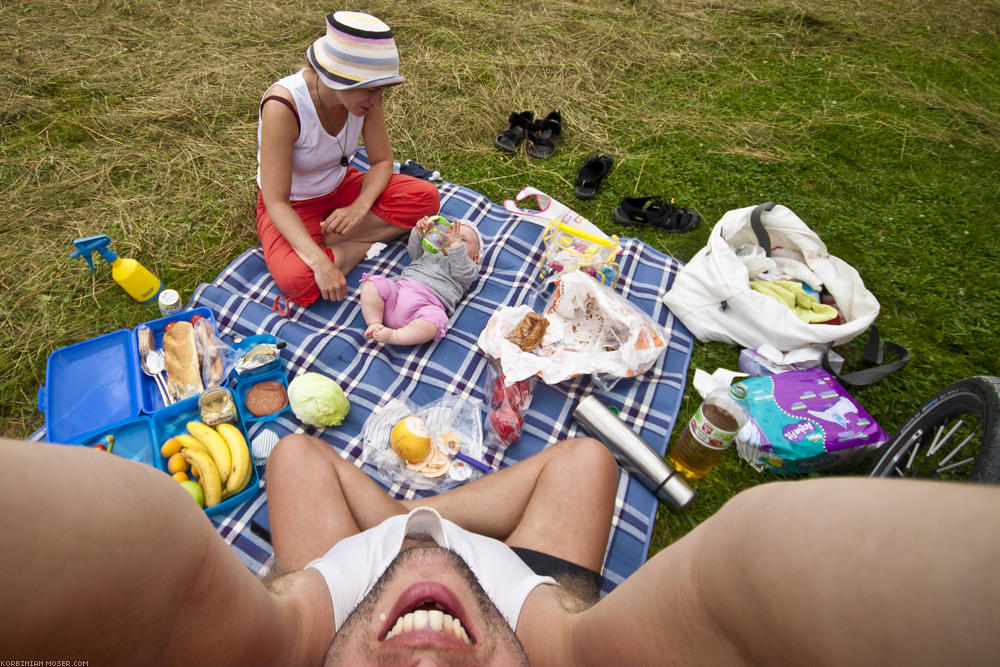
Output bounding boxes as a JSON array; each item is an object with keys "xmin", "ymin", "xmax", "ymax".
[
  {"xmin": 483, "ymin": 359, "xmax": 536, "ymax": 449},
  {"xmin": 477, "ymin": 271, "xmax": 667, "ymax": 390},
  {"xmin": 360, "ymin": 394, "xmax": 489, "ymax": 492}
]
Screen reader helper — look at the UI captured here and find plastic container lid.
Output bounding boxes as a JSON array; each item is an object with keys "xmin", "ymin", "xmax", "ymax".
[{"xmin": 39, "ymin": 329, "xmax": 141, "ymax": 444}]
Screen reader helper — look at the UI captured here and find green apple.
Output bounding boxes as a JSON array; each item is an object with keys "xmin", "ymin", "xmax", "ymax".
[{"xmin": 179, "ymin": 480, "xmax": 206, "ymax": 508}]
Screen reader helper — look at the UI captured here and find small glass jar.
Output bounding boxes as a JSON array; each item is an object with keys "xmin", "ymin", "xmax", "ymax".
[
  {"xmin": 198, "ymin": 386, "xmax": 237, "ymax": 426},
  {"xmin": 158, "ymin": 289, "xmax": 182, "ymax": 315}
]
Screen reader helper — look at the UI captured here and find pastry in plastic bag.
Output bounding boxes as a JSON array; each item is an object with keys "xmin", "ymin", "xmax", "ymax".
[{"xmin": 505, "ymin": 311, "xmax": 548, "ymax": 352}]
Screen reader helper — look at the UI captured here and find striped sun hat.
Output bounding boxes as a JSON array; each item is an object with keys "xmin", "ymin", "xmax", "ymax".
[{"xmin": 307, "ymin": 11, "xmax": 404, "ymax": 90}]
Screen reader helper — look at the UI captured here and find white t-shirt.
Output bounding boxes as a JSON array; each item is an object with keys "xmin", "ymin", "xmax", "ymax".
[
  {"xmin": 306, "ymin": 507, "xmax": 556, "ymax": 632},
  {"xmin": 255, "ymin": 69, "xmax": 364, "ymax": 201}
]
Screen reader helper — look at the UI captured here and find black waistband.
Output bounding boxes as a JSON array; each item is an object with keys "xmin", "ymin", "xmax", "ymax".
[{"xmin": 510, "ymin": 547, "xmax": 602, "ymax": 602}]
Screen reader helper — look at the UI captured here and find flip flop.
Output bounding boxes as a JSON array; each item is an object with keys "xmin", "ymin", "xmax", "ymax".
[
  {"xmin": 613, "ymin": 196, "xmax": 701, "ymax": 232},
  {"xmin": 574, "ymin": 152, "xmax": 614, "ymax": 200},
  {"xmin": 494, "ymin": 111, "xmax": 534, "ymax": 153},
  {"xmin": 527, "ymin": 111, "xmax": 562, "ymax": 159}
]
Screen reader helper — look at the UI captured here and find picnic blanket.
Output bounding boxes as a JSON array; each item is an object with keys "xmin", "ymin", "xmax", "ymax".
[{"xmin": 187, "ymin": 152, "xmax": 694, "ymax": 592}]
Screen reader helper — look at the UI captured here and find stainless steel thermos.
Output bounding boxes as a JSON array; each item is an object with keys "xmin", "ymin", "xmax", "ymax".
[{"xmin": 573, "ymin": 395, "xmax": 695, "ymax": 511}]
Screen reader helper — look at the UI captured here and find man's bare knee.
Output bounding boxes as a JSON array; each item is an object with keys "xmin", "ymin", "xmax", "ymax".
[
  {"xmin": 553, "ymin": 437, "xmax": 619, "ymax": 488},
  {"xmin": 266, "ymin": 434, "xmax": 329, "ymax": 482}
]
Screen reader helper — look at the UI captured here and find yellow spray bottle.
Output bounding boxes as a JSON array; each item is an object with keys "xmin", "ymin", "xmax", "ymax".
[{"xmin": 71, "ymin": 234, "xmax": 162, "ymax": 303}]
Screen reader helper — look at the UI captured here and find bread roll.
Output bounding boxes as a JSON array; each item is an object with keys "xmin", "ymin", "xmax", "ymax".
[{"xmin": 162, "ymin": 320, "xmax": 203, "ymax": 400}]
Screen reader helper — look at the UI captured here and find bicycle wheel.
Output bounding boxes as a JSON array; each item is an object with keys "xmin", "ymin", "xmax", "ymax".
[{"xmin": 868, "ymin": 376, "xmax": 1000, "ymax": 483}]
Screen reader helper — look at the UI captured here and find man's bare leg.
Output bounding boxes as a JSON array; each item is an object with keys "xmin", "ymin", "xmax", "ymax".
[
  {"xmin": 404, "ymin": 437, "xmax": 619, "ymax": 572},
  {"xmin": 266, "ymin": 434, "xmax": 407, "ymax": 572},
  {"xmin": 266, "ymin": 435, "xmax": 618, "ymax": 573}
]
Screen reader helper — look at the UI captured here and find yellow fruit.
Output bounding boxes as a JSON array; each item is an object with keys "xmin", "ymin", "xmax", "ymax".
[
  {"xmin": 186, "ymin": 421, "xmax": 232, "ymax": 484},
  {"xmin": 160, "ymin": 437, "xmax": 182, "ymax": 458},
  {"xmin": 175, "ymin": 433, "xmax": 210, "ymax": 456},
  {"xmin": 172, "ymin": 471, "xmax": 189, "ymax": 482},
  {"xmin": 180, "ymin": 447, "xmax": 222, "ymax": 508},
  {"xmin": 216, "ymin": 422, "xmax": 252, "ymax": 499},
  {"xmin": 167, "ymin": 452, "xmax": 187, "ymax": 475},
  {"xmin": 189, "ymin": 464, "xmax": 200, "ymax": 479},
  {"xmin": 390, "ymin": 416, "xmax": 432, "ymax": 464}
]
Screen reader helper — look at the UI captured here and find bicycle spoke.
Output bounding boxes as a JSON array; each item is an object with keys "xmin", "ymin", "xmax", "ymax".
[
  {"xmin": 905, "ymin": 432, "xmax": 924, "ymax": 471},
  {"xmin": 937, "ymin": 431, "xmax": 975, "ymax": 468},
  {"xmin": 937, "ymin": 456, "xmax": 976, "ymax": 474},
  {"xmin": 927, "ymin": 419, "xmax": 964, "ymax": 456}
]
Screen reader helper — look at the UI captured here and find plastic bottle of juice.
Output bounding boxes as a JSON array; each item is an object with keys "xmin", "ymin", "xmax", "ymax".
[{"xmin": 668, "ymin": 387, "xmax": 748, "ymax": 481}]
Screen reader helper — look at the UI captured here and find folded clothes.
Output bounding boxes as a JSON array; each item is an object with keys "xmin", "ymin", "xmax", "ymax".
[
  {"xmin": 764, "ymin": 248, "xmax": 824, "ymax": 291},
  {"xmin": 749, "ymin": 280, "xmax": 839, "ymax": 323}
]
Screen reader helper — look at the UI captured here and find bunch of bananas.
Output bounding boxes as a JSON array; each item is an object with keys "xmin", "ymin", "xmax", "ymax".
[{"xmin": 160, "ymin": 420, "xmax": 252, "ymax": 508}]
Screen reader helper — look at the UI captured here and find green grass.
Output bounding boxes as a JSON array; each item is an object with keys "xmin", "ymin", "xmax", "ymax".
[{"xmin": 2, "ymin": 0, "xmax": 999, "ymax": 555}]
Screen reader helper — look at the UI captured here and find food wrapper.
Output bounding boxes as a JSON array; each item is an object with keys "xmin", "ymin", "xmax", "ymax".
[
  {"xmin": 477, "ymin": 271, "xmax": 667, "ymax": 390},
  {"xmin": 360, "ymin": 394, "xmax": 488, "ymax": 492}
]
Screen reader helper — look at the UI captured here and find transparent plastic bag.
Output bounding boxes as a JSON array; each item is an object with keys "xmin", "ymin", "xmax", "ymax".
[
  {"xmin": 483, "ymin": 358, "xmax": 536, "ymax": 449},
  {"xmin": 360, "ymin": 393, "xmax": 488, "ymax": 491},
  {"xmin": 477, "ymin": 271, "xmax": 667, "ymax": 390}
]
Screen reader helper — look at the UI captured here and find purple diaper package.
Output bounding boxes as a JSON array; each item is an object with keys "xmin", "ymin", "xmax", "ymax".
[{"xmin": 732, "ymin": 367, "xmax": 888, "ymax": 474}]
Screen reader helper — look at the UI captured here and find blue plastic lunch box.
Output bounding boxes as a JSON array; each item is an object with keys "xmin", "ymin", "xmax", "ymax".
[{"xmin": 37, "ymin": 308, "xmax": 263, "ymax": 515}]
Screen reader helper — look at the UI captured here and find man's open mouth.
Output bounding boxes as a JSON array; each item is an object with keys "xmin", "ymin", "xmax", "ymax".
[
  {"xmin": 383, "ymin": 599, "xmax": 471, "ymax": 644},
  {"xmin": 380, "ymin": 581, "xmax": 475, "ymax": 644}
]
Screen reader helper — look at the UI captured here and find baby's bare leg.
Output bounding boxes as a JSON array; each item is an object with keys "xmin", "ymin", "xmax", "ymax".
[
  {"xmin": 373, "ymin": 318, "xmax": 439, "ymax": 345},
  {"xmin": 360, "ymin": 280, "xmax": 386, "ymax": 333}
]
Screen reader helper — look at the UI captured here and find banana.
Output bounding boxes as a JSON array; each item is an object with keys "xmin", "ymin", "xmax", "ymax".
[
  {"xmin": 174, "ymin": 433, "xmax": 210, "ymax": 457},
  {"xmin": 216, "ymin": 422, "xmax": 252, "ymax": 498},
  {"xmin": 186, "ymin": 421, "xmax": 231, "ymax": 484},
  {"xmin": 180, "ymin": 447, "xmax": 222, "ymax": 508}
]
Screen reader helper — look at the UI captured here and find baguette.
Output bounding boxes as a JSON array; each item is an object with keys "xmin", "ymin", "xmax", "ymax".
[
  {"xmin": 162, "ymin": 320, "xmax": 203, "ymax": 400},
  {"xmin": 193, "ymin": 317, "xmax": 225, "ymax": 387}
]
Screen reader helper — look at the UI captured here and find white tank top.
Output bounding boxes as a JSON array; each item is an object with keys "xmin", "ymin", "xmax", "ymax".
[
  {"xmin": 306, "ymin": 507, "xmax": 556, "ymax": 632},
  {"xmin": 255, "ymin": 70, "xmax": 364, "ymax": 201}
]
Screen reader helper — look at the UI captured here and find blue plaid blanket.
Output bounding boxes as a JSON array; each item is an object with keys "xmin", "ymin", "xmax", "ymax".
[{"xmin": 190, "ymin": 153, "xmax": 694, "ymax": 592}]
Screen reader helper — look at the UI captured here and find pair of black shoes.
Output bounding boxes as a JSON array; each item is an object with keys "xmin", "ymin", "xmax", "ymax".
[
  {"xmin": 613, "ymin": 196, "xmax": 701, "ymax": 233},
  {"xmin": 494, "ymin": 111, "xmax": 562, "ymax": 158}
]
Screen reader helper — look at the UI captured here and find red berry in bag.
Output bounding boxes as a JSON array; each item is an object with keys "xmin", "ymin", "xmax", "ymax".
[
  {"xmin": 490, "ymin": 406, "xmax": 523, "ymax": 446},
  {"xmin": 490, "ymin": 376, "xmax": 524, "ymax": 412}
]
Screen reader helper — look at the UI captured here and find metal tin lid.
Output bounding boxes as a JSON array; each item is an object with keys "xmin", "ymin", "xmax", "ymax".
[{"xmin": 158, "ymin": 289, "xmax": 180, "ymax": 307}]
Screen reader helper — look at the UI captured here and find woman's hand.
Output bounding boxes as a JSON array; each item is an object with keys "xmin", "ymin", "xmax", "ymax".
[
  {"xmin": 312, "ymin": 257, "xmax": 348, "ymax": 301},
  {"xmin": 321, "ymin": 201, "xmax": 369, "ymax": 237}
]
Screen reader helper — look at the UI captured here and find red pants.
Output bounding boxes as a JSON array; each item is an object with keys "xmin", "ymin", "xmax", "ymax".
[{"xmin": 256, "ymin": 168, "xmax": 440, "ymax": 306}]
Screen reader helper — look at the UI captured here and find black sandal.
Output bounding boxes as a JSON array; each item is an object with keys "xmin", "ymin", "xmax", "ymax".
[
  {"xmin": 613, "ymin": 196, "xmax": 701, "ymax": 232},
  {"xmin": 527, "ymin": 110, "xmax": 562, "ymax": 159},
  {"xmin": 574, "ymin": 152, "xmax": 614, "ymax": 200},
  {"xmin": 494, "ymin": 111, "xmax": 534, "ymax": 153}
]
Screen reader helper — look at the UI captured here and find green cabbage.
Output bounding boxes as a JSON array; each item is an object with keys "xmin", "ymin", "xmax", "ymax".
[{"xmin": 287, "ymin": 372, "xmax": 350, "ymax": 427}]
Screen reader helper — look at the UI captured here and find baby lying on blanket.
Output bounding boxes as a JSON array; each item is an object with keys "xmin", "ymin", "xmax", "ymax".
[{"xmin": 360, "ymin": 217, "xmax": 482, "ymax": 345}]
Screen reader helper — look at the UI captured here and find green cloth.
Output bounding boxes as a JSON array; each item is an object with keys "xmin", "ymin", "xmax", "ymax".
[{"xmin": 749, "ymin": 280, "xmax": 839, "ymax": 323}]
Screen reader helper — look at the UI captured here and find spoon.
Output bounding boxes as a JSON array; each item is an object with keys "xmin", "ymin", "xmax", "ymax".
[{"xmin": 141, "ymin": 348, "xmax": 171, "ymax": 407}]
